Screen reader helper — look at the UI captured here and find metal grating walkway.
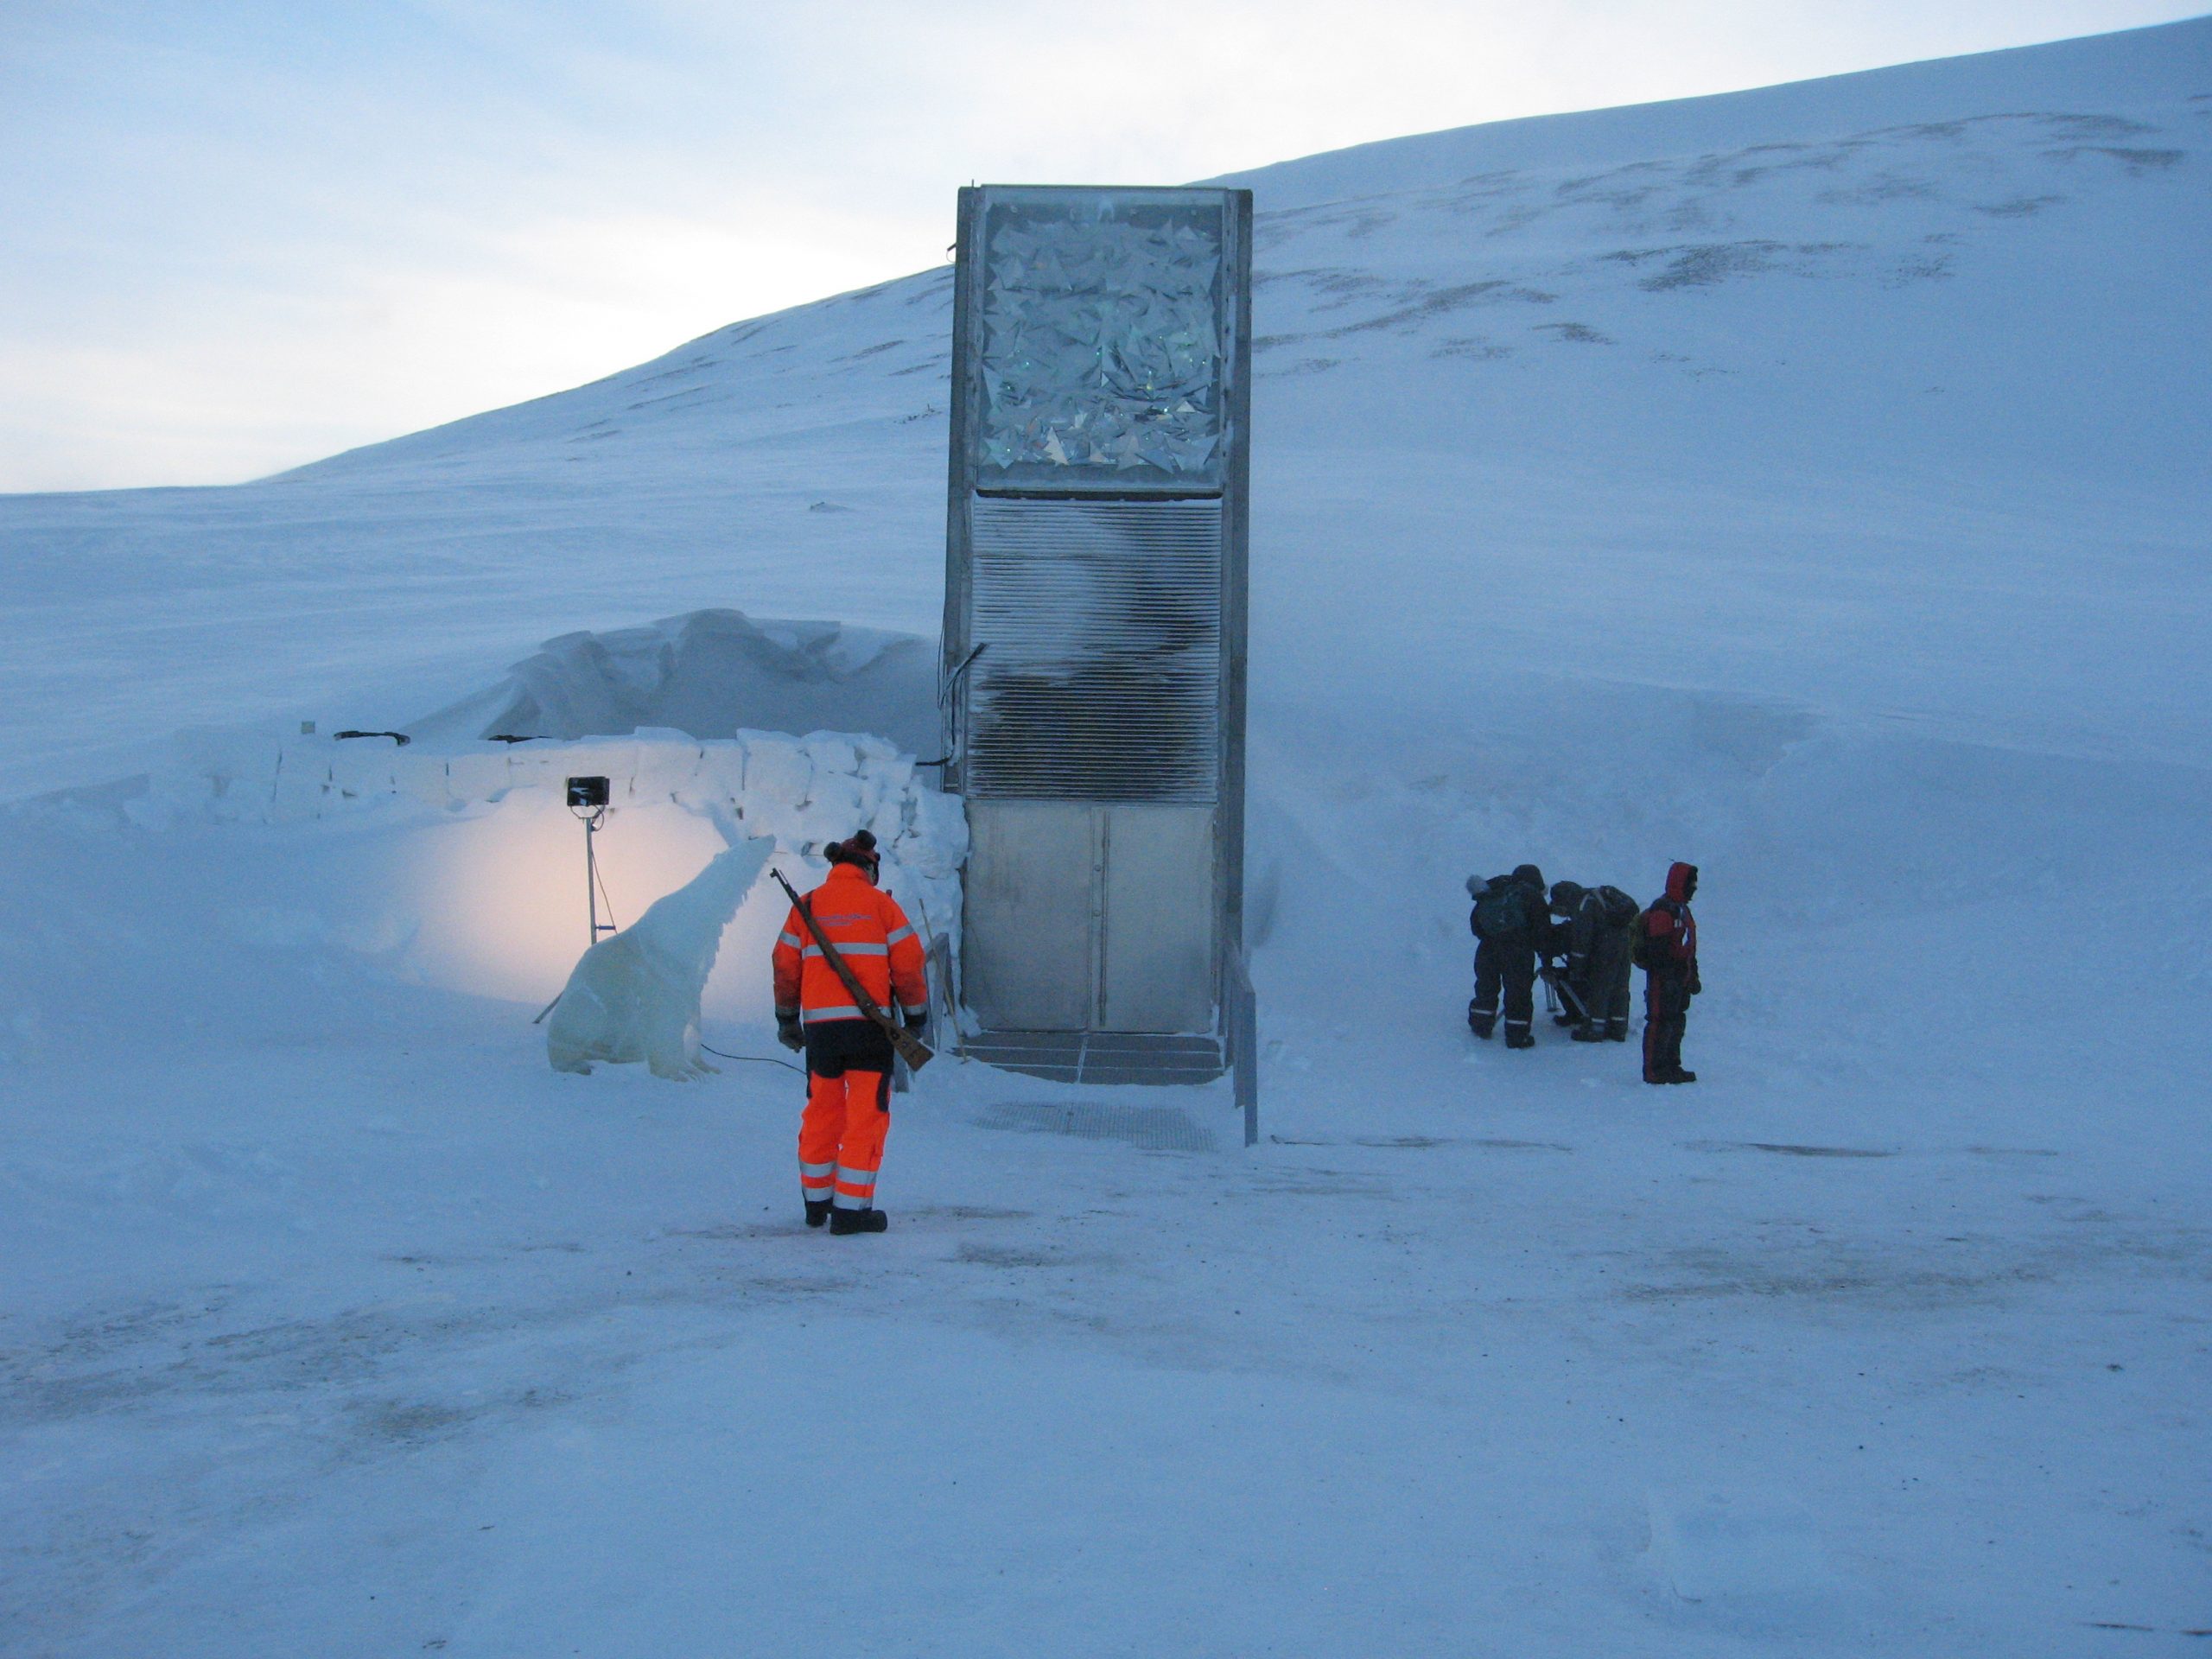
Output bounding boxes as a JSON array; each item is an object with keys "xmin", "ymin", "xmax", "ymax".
[{"xmin": 963, "ymin": 1029, "xmax": 1226, "ymax": 1087}]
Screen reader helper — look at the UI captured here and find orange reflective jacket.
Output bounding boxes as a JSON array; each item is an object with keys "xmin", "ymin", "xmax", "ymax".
[{"xmin": 772, "ymin": 862, "xmax": 929, "ymax": 1025}]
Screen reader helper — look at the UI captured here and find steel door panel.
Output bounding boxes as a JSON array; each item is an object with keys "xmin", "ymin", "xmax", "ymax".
[
  {"xmin": 961, "ymin": 801, "xmax": 1096, "ymax": 1031},
  {"xmin": 1099, "ymin": 804, "xmax": 1217, "ymax": 1033}
]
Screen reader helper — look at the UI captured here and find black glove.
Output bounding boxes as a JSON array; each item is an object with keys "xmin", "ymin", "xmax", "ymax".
[
  {"xmin": 775, "ymin": 1010, "xmax": 804, "ymax": 1052},
  {"xmin": 903, "ymin": 1007, "xmax": 929, "ymax": 1033},
  {"xmin": 1688, "ymin": 967, "xmax": 1702, "ymax": 997}
]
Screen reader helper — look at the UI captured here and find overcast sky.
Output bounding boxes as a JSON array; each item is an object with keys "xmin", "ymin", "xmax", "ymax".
[{"xmin": 1, "ymin": 1, "xmax": 2200, "ymax": 493}]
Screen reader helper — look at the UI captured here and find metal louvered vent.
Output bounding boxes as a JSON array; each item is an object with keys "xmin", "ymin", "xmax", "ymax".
[{"xmin": 966, "ymin": 498, "xmax": 1222, "ymax": 802}]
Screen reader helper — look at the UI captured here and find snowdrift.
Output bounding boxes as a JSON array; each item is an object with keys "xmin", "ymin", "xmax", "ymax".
[{"xmin": 405, "ymin": 608, "xmax": 941, "ymax": 759}]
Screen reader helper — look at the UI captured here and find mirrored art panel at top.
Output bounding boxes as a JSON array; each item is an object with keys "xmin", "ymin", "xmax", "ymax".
[{"xmin": 976, "ymin": 193, "xmax": 1228, "ymax": 491}]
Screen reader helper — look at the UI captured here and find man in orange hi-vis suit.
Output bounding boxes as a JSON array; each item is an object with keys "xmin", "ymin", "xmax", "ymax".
[{"xmin": 771, "ymin": 830, "xmax": 929, "ymax": 1236}]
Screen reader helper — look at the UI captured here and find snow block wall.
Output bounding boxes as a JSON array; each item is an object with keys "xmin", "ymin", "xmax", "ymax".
[
  {"xmin": 52, "ymin": 724, "xmax": 967, "ymax": 1018},
  {"xmin": 132, "ymin": 727, "xmax": 957, "ymax": 872}
]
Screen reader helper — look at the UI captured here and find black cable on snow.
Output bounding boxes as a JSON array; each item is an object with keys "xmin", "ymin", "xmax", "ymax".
[{"xmin": 700, "ymin": 1044, "xmax": 804, "ymax": 1075}]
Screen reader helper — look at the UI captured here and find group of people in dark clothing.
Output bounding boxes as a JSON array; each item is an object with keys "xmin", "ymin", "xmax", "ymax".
[{"xmin": 1465, "ymin": 860, "xmax": 1702, "ymax": 1085}]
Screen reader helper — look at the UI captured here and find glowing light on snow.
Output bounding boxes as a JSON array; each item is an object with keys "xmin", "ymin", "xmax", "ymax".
[{"xmin": 403, "ymin": 791, "xmax": 744, "ymax": 1009}]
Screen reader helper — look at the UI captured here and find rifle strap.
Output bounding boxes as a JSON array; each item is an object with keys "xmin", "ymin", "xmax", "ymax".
[{"xmin": 773, "ymin": 868, "xmax": 933, "ymax": 1070}]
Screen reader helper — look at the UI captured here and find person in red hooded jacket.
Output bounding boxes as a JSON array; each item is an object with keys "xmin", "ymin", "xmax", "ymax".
[
  {"xmin": 1640, "ymin": 861, "xmax": 1700, "ymax": 1084},
  {"xmin": 771, "ymin": 830, "xmax": 929, "ymax": 1235}
]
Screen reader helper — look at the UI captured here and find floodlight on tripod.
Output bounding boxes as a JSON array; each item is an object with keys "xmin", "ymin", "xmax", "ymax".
[{"xmin": 566, "ymin": 776, "xmax": 616, "ymax": 946}]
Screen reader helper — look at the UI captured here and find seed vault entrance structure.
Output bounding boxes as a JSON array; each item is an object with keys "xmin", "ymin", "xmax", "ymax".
[{"xmin": 942, "ymin": 184, "xmax": 1253, "ymax": 1090}]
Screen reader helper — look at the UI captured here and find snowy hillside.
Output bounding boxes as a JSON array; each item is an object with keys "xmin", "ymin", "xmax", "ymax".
[
  {"xmin": 3, "ymin": 19, "xmax": 2206, "ymax": 791},
  {"xmin": 3, "ymin": 19, "xmax": 2209, "ymax": 1656}
]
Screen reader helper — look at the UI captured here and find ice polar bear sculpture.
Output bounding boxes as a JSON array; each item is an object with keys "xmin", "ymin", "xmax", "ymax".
[{"xmin": 546, "ymin": 830, "xmax": 774, "ymax": 1081}]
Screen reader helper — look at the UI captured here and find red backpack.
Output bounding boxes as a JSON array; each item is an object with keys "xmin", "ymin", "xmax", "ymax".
[{"xmin": 1633, "ymin": 899, "xmax": 1679, "ymax": 970}]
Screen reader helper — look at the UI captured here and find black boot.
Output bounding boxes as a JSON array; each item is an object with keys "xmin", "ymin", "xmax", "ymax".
[
  {"xmin": 804, "ymin": 1198, "xmax": 832, "ymax": 1229},
  {"xmin": 1606, "ymin": 1025, "xmax": 1629, "ymax": 1043},
  {"xmin": 1570, "ymin": 1025, "xmax": 1604, "ymax": 1043},
  {"xmin": 1553, "ymin": 1013, "xmax": 1578, "ymax": 1027},
  {"xmin": 1505, "ymin": 1029, "xmax": 1535, "ymax": 1050},
  {"xmin": 1467, "ymin": 1000, "xmax": 1493, "ymax": 1040},
  {"xmin": 1665, "ymin": 1069, "xmax": 1698, "ymax": 1084},
  {"xmin": 829, "ymin": 1207, "xmax": 888, "ymax": 1236}
]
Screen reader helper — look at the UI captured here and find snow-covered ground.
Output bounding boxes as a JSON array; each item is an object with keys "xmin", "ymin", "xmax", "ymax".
[{"xmin": 3, "ymin": 18, "xmax": 2209, "ymax": 1656}]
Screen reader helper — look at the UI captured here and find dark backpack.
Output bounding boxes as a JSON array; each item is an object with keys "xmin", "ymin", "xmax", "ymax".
[
  {"xmin": 1595, "ymin": 885, "xmax": 1639, "ymax": 929},
  {"xmin": 1471, "ymin": 876, "xmax": 1528, "ymax": 942}
]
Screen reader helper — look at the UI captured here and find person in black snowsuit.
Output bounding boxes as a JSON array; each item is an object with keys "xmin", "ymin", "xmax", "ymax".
[
  {"xmin": 1639, "ymin": 861, "xmax": 1700, "ymax": 1084},
  {"xmin": 1467, "ymin": 863, "xmax": 1548, "ymax": 1049},
  {"xmin": 1547, "ymin": 881, "xmax": 1593, "ymax": 1032},
  {"xmin": 1548, "ymin": 889, "xmax": 1601, "ymax": 1035},
  {"xmin": 1551, "ymin": 880, "xmax": 1639, "ymax": 1043}
]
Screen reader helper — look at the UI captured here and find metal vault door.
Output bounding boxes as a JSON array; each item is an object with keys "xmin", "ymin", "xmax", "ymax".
[
  {"xmin": 943, "ymin": 185, "xmax": 1251, "ymax": 1062},
  {"xmin": 963, "ymin": 802, "xmax": 1217, "ymax": 1033}
]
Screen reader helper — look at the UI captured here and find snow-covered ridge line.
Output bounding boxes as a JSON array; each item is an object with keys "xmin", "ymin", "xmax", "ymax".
[{"xmin": 1211, "ymin": 16, "xmax": 2212, "ymax": 207}]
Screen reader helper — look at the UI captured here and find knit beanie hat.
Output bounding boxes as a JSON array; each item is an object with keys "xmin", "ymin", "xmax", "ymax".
[{"xmin": 824, "ymin": 829, "xmax": 880, "ymax": 873}]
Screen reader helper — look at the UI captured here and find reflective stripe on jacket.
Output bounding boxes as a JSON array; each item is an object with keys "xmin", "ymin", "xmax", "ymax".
[{"xmin": 772, "ymin": 862, "xmax": 929, "ymax": 1024}]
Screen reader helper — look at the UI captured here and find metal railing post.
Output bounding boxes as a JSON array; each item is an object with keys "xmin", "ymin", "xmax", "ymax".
[{"xmin": 1229, "ymin": 949, "xmax": 1258, "ymax": 1147}]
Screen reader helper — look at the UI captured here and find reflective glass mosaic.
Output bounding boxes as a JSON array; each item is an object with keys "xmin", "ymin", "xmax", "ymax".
[{"xmin": 977, "ymin": 199, "xmax": 1225, "ymax": 486}]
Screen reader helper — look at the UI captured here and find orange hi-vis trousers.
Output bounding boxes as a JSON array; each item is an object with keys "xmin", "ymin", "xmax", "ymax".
[{"xmin": 799, "ymin": 1067, "xmax": 889, "ymax": 1211}]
